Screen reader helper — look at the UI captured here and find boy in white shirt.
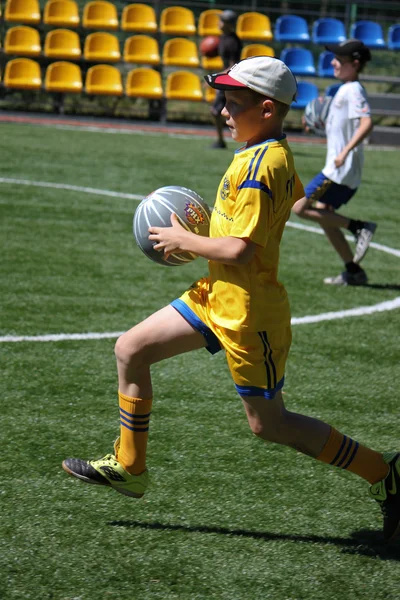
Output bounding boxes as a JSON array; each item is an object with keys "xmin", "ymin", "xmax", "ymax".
[{"xmin": 293, "ymin": 39, "xmax": 376, "ymax": 286}]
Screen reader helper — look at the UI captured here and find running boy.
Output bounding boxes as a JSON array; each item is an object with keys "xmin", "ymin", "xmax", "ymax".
[
  {"xmin": 62, "ymin": 57, "xmax": 400, "ymax": 541},
  {"xmin": 293, "ymin": 39, "xmax": 376, "ymax": 286}
]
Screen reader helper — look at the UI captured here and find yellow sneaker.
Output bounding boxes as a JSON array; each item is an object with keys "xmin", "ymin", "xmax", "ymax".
[{"xmin": 62, "ymin": 438, "xmax": 149, "ymax": 498}]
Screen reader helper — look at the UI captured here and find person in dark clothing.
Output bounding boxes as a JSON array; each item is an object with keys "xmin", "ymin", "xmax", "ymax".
[{"xmin": 210, "ymin": 10, "xmax": 242, "ymax": 149}]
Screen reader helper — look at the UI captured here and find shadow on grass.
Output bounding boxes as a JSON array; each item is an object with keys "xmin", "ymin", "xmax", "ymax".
[
  {"xmin": 108, "ymin": 520, "xmax": 400, "ymax": 561},
  {"xmin": 364, "ymin": 283, "xmax": 400, "ymax": 290}
]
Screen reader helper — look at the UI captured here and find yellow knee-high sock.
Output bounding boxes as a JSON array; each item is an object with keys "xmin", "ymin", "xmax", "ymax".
[
  {"xmin": 118, "ymin": 391, "xmax": 152, "ymax": 475},
  {"xmin": 317, "ymin": 427, "xmax": 389, "ymax": 485}
]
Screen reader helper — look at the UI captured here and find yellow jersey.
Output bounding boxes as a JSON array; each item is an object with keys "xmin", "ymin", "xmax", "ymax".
[{"xmin": 208, "ymin": 136, "xmax": 304, "ymax": 332}]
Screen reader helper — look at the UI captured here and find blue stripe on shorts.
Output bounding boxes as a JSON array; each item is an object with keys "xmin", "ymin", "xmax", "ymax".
[
  {"xmin": 305, "ymin": 172, "xmax": 357, "ymax": 209},
  {"xmin": 171, "ymin": 298, "xmax": 221, "ymax": 355},
  {"xmin": 235, "ymin": 376, "xmax": 285, "ymax": 400}
]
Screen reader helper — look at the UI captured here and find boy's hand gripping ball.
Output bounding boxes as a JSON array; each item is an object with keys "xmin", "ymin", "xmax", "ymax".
[{"xmin": 133, "ymin": 186, "xmax": 212, "ymax": 266}]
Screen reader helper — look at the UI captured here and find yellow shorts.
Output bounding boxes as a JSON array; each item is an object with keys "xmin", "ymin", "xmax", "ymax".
[{"xmin": 171, "ymin": 277, "xmax": 292, "ymax": 399}]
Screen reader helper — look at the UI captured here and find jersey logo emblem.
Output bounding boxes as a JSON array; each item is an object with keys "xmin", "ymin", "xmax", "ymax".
[{"xmin": 220, "ymin": 176, "xmax": 230, "ymax": 200}]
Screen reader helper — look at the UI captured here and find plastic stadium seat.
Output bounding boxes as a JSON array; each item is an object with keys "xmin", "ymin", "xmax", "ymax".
[
  {"xmin": 121, "ymin": 4, "xmax": 157, "ymax": 34},
  {"xmin": 325, "ymin": 83, "xmax": 341, "ymax": 97},
  {"xmin": 45, "ymin": 61, "xmax": 83, "ymax": 93},
  {"xmin": 350, "ymin": 20, "xmax": 386, "ymax": 49},
  {"xmin": 166, "ymin": 71, "xmax": 203, "ymax": 101},
  {"xmin": 5, "ymin": 0, "xmax": 40, "ymax": 25},
  {"xmin": 318, "ymin": 51, "xmax": 334, "ymax": 78},
  {"xmin": 204, "ymin": 85, "xmax": 216, "ymax": 103},
  {"xmin": 85, "ymin": 64, "xmax": 123, "ymax": 95},
  {"xmin": 236, "ymin": 12, "xmax": 273, "ymax": 42},
  {"xmin": 201, "ymin": 55, "xmax": 223, "ymax": 71},
  {"xmin": 82, "ymin": 1, "xmax": 118, "ymax": 30},
  {"xmin": 49, "ymin": 32, "xmax": 80, "ymax": 63},
  {"xmin": 159, "ymin": 6, "xmax": 196, "ymax": 37},
  {"xmin": 126, "ymin": 67, "xmax": 162, "ymax": 99},
  {"xmin": 4, "ymin": 26, "xmax": 41, "ymax": 57},
  {"xmin": 4, "ymin": 58, "xmax": 42, "ymax": 89},
  {"xmin": 162, "ymin": 38, "xmax": 199, "ymax": 68},
  {"xmin": 291, "ymin": 81, "xmax": 319, "ymax": 109},
  {"xmin": 198, "ymin": 9, "xmax": 222, "ymax": 36},
  {"xmin": 124, "ymin": 35, "xmax": 160, "ymax": 65},
  {"xmin": 388, "ymin": 24, "xmax": 400, "ymax": 50},
  {"xmin": 274, "ymin": 15, "xmax": 310, "ymax": 43},
  {"xmin": 44, "ymin": 0, "xmax": 80, "ymax": 27},
  {"xmin": 241, "ymin": 44, "xmax": 274, "ymax": 59},
  {"xmin": 280, "ymin": 48, "xmax": 316, "ymax": 76},
  {"xmin": 312, "ymin": 18, "xmax": 346, "ymax": 45},
  {"xmin": 84, "ymin": 32, "xmax": 121, "ymax": 63},
  {"xmin": 44, "ymin": 29, "xmax": 81, "ymax": 60}
]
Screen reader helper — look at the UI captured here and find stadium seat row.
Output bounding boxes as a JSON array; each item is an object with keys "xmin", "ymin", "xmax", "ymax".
[
  {"xmin": 1, "ymin": 57, "xmax": 339, "ymax": 110},
  {"xmin": 0, "ymin": 58, "xmax": 215, "ymax": 101},
  {"xmin": 0, "ymin": 28, "xmax": 276, "ymax": 68},
  {"xmin": 3, "ymin": 1, "xmax": 400, "ymax": 50},
  {"xmin": 0, "ymin": 29, "xmax": 338, "ymax": 79}
]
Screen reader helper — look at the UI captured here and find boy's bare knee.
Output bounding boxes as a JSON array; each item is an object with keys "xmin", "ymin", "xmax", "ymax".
[{"xmin": 115, "ymin": 333, "xmax": 146, "ymax": 369}]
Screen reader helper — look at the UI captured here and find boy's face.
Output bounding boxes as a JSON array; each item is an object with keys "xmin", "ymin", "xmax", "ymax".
[
  {"xmin": 221, "ymin": 90, "xmax": 274, "ymax": 144},
  {"xmin": 331, "ymin": 55, "xmax": 359, "ymax": 80}
]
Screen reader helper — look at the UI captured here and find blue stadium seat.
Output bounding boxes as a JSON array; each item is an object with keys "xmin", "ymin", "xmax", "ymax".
[
  {"xmin": 312, "ymin": 18, "xmax": 346, "ymax": 45},
  {"xmin": 280, "ymin": 48, "xmax": 316, "ymax": 76},
  {"xmin": 350, "ymin": 20, "xmax": 386, "ymax": 49},
  {"xmin": 274, "ymin": 15, "xmax": 310, "ymax": 43},
  {"xmin": 291, "ymin": 81, "xmax": 319, "ymax": 109},
  {"xmin": 325, "ymin": 83, "xmax": 341, "ymax": 97},
  {"xmin": 318, "ymin": 51, "xmax": 334, "ymax": 78},
  {"xmin": 388, "ymin": 24, "xmax": 400, "ymax": 50}
]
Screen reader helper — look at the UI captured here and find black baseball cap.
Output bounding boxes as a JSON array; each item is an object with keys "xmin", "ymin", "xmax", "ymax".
[
  {"xmin": 325, "ymin": 39, "xmax": 372, "ymax": 62},
  {"xmin": 220, "ymin": 10, "xmax": 237, "ymax": 23}
]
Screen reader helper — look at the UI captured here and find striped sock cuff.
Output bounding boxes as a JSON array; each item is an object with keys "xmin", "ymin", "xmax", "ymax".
[{"xmin": 118, "ymin": 391, "xmax": 152, "ymax": 433}]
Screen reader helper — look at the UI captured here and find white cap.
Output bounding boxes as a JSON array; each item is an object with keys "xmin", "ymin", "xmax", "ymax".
[{"xmin": 205, "ymin": 56, "xmax": 297, "ymax": 105}]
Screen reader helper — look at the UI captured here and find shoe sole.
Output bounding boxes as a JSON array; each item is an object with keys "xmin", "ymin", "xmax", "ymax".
[
  {"xmin": 62, "ymin": 461, "xmax": 145, "ymax": 498},
  {"xmin": 354, "ymin": 224, "xmax": 377, "ymax": 264},
  {"xmin": 62, "ymin": 461, "xmax": 110, "ymax": 486}
]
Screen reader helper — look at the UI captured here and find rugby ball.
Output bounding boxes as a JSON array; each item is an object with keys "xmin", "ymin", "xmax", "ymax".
[
  {"xmin": 304, "ymin": 95, "xmax": 332, "ymax": 137},
  {"xmin": 133, "ymin": 185, "xmax": 212, "ymax": 267}
]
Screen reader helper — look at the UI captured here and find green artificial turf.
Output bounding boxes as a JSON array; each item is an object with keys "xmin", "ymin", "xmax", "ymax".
[{"xmin": 0, "ymin": 123, "xmax": 399, "ymax": 599}]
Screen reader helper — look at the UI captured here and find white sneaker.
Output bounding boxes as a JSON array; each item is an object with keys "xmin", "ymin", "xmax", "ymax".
[
  {"xmin": 324, "ymin": 270, "xmax": 368, "ymax": 286},
  {"xmin": 353, "ymin": 222, "xmax": 377, "ymax": 263}
]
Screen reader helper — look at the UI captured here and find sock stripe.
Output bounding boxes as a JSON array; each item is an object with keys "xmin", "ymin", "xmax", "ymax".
[
  {"xmin": 120, "ymin": 413, "xmax": 150, "ymax": 428},
  {"xmin": 119, "ymin": 407, "xmax": 151, "ymax": 419},
  {"xmin": 336, "ymin": 437, "xmax": 354, "ymax": 468},
  {"xmin": 120, "ymin": 420, "xmax": 149, "ymax": 432},
  {"xmin": 342, "ymin": 441, "xmax": 359, "ymax": 470},
  {"xmin": 330, "ymin": 434, "xmax": 348, "ymax": 466}
]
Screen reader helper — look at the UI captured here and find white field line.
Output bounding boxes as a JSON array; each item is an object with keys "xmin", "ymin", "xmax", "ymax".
[
  {"xmin": 1, "ymin": 297, "xmax": 399, "ymax": 343},
  {"xmin": 1, "ymin": 177, "xmax": 399, "ymax": 258},
  {"xmin": 1, "ymin": 177, "xmax": 399, "ymax": 343}
]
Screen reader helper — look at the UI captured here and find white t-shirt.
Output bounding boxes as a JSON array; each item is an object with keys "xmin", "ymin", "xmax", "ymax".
[{"xmin": 322, "ymin": 81, "xmax": 371, "ymax": 189}]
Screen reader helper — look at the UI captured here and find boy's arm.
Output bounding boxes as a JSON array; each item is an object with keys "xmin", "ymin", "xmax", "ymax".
[
  {"xmin": 149, "ymin": 213, "xmax": 257, "ymax": 265},
  {"xmin": 334, "ymin": 115, "xmax": 373, "ymax": 168}
]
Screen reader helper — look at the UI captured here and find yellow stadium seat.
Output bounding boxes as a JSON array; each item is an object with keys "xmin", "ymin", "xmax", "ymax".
[
  {"xmin": 123, "ymin": 35, "xmax": 160, "ymax": 65},
  {"xmin": 166, "ymin": 71, "xmax": 203, "ymax": 102},
  {"xmin": 241, "ymin": 44, "xmax": 275, "ymax": 59},
  {"xmin": 4, "ymin": 26, "xmax": 41, "ymax": 57},
  {"xmin": 204, "ymin": 85, "xmax": 216, "ymax": 103},
  {"xmin": 85, "ymin": 64, "xmax": 123, "ymax": 95},
  {"xmin": 126, "ymin": 67, "xmax": 162, "ymax": 99},
  {"xmin": 44, "ymin": 29, "xmax": 81, "ymax": 60},
  {"xmin": 162, "ymin": 38, "xmax": 199, "ymax": 68},
  {"xmin": 43, "ymin": 0, "xmax": 80, "ymax": 27},
  {"xmin": 5, "ymin": 0, "xmax": 41, "ymax": 25},
  {"xmin": 45, "ymin": 61, "xmax": 83, "ymax": 93},
  {"xmin": 236, "ymin": 12, "xmax": 273, "ymax": 42},
  {"xmin": 82, "ymin": 1, "xmax": 118, "ymax": 30},
  {"xmin": 201, "ymin": 55, "xmax": 223, "ymax": 71},
  {"xmin": 4, "ymin": 58, "xmax": 42, "ymax": 89},
  {"xmin": 198, "ymin": 9, "xmax": 222, "ymax": 36},
  {"xmin": 84, "ymin": 32, "xmax": 121, "ymax": 63},
  {"xmin": 121, "ymin": 3, "xmax": 157, "ymax": 34},
  {"xmin": 159, "ymin": 6, "xmax": 196, "ymax": 36}
]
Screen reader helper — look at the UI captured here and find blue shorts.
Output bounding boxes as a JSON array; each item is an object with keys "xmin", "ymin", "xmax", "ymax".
[{"xmin": 305, "ymin": 172, "xmax": 357, "ymax": 209}]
